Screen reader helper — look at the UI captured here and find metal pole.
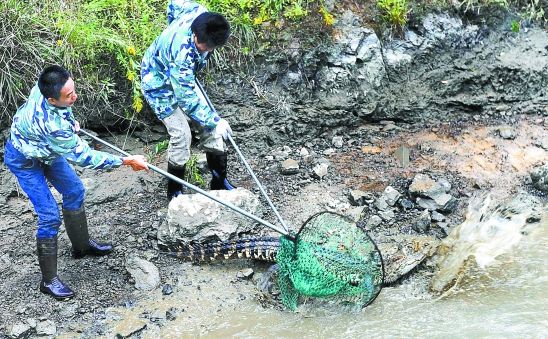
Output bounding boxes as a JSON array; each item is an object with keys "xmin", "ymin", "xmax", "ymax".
[
  {"xmin": 79, "ymin": 129, "xmax": 290, "ymax": 237},
  {"xmin": 195, "ymin": 80, "xmax": 291, "ymax": 233}
]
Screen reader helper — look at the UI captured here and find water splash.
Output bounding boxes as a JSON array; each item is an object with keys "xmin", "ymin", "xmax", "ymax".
[{"xmin": 430, "ymin": 192, "xmax": 543, "ymax": 294}]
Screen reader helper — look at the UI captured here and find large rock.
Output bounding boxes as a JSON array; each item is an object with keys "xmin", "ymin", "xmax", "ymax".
[
  {"xmin": 410, "ymin": 174, "xmax": 457, "ymax": 212},
  {"xmin": 409, "ymin": 174, "xmax": 447, "ymax": 198},
  {"xmin": 158, "ymin": 188, "xmax": 262, "ymax": 246},
  {"xmin": 530, "ymin": 163, "xmax": 548, "ymax": 193}
]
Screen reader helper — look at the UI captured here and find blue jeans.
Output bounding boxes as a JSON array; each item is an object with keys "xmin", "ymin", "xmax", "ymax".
[{"xmin": 4, "ymin": 140, "xmax": 85, "ymax": 239}]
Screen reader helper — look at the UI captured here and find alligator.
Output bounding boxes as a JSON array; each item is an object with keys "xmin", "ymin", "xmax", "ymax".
[
  {"xmin": 164, "ymin": 237, "xmax": 280, "ymax": 263},
  {"xmin": 162, "ymin": 233, "xmax": 438, "ymax": 286}
]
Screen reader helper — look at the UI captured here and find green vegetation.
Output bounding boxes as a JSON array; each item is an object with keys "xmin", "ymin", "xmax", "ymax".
[
  {"xmin": 377, "ymin": 0, "xmax": 409, "ymax": 27},
  {"xmin": 184, "ymin": 154, "xmax": 206, "ymax": 188},
  {"xmin": 0, "ymin": 0, "xmax": 545, "ymax": 128},
  {"xmin": 511, "ymin": 19, "xmax": 521, "ymax": 31},
  {"xmin": 0, "ymin": 0, "xmax": 332, "ymax": 126},
  {"xmin": 146, "ymin": 141, "xmax": 205, "ymax": 187},
  {"xmin": 377, "ymin": 0, "xmax": 546, "ymax": 31}
]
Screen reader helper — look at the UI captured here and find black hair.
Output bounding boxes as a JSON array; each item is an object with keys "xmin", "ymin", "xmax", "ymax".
[
  {"xmin": 38, "ymin": 65, "xmax": 71, "ymax": 100},
  {"xmin": 191, "ymin": 12, "xmax": 230, "ymax": 49}
]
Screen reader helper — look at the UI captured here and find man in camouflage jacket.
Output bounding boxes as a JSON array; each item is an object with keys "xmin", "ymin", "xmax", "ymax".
[
  {"xmin": 141, "ymin": 0, "xmax": 235, "ymax": 199},
  {"xmin": 4, "ymin": 65, "xmax": 149, "ymax": 300}
]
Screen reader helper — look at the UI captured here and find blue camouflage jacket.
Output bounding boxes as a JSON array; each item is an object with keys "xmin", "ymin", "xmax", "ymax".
[
  {"xmin": 10, "ymin": 85, "xmax": 123, "ymax": 169},
  {"xmin": 141, "ymin": 0, "xmax": 220, "ymax": 129}
]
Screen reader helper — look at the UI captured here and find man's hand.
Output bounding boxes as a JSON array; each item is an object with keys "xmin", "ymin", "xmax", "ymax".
[
  {"xmin": 122, "ymin": 155, "xmax": 149, "ymax": 172},
  {"xmin": 74, "ymin": 121, "xmax": 81, "ymax": 133},
  {"xmin": 215, "ymin": 118, "xmax": 232, "ymax": 140}
]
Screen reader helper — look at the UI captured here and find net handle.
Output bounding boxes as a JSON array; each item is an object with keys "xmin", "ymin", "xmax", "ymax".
[{"xmin": 79, "ymin": 129, "xmax": 292, "ymax": 238}]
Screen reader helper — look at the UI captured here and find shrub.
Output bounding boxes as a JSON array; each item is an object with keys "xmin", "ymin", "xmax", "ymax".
[{"xmin": 377, "ymin": 0, "xmax": 409, "ymax": 27}]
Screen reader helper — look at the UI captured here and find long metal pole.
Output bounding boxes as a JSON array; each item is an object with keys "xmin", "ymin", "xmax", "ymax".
[
  {"xmin": 79, "ymin": 129, "xmax": 290, "ymax": 237},
  {"xmin": 195, "ymin": 80, "xmax": 291, "ymax": 233}
]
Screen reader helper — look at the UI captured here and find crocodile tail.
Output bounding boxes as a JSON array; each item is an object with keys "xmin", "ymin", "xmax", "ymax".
[{"xmin": 167, "ymin": 237, "xmax": 281, "ymax": 262}]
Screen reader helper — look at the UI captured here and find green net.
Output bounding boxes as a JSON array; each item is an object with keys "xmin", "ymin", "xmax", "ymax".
[{"xmin": 276, "ymin": 212, "xmax": 384, "ymax": 310}]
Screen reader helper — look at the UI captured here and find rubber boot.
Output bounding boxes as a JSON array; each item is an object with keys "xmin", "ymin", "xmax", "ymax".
[
  {"xmin": 206, "ymin": 152, "xmax": 237, "ymax": 190},
  {"xmin": 167, "ymin": 162, "xmax": 186, "ymax": 200},
  {"xmin": 63, "ymin": 206, "xmax": 113, "ymax": 259},
  {"xmin": 37, "ymin": 236, "xmax": 74, "ymax": 300}
]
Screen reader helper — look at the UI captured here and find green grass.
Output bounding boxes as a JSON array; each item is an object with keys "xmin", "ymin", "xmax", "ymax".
[{"xmin": 377, "ymin": 0, "xmax": 409, "ymax": 27}]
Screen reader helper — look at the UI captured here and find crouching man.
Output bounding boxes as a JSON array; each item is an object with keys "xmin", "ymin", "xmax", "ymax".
[{"xmin": 3, "ymin": 65, "xmax": 149, "ymax": 300}]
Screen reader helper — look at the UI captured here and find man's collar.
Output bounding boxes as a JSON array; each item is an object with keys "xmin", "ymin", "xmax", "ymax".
[{"xmin": 43, "ymin": 96, "xmax": 71, "ymax": 117}]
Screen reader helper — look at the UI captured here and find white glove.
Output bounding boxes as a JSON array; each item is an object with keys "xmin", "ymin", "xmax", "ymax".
[{"xmin": 215, "ymin": 118, "xmax": 232, "ymax": 140}]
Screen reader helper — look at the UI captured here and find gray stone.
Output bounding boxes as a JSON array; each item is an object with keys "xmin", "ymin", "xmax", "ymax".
[
  {"xmin": 378, "ymin": 209, "xmax": 395, "ymax": 221},
  {"xmin": 409, "ymin": 173, "xmax": 446, "ymax": 199},
  {"xmin": 365, "ymin": 215, "xmax": 383, "ymax": 230},
  {"xmin": 416, "ymin": 197, "xmax": 438, "ymax": 211},
  {"xmin": 26, "ymin": 318, "xmax": 37, "ymax": 328},
  {"xmin": 349, "ymin": 189, "xmax": 369, "ymax": 206},
  {"xmin": 431, "ymin": 211, "xmax": 446, "ymax": 222},
  {"xmin": 9, "ymin": 322, "xmax": 31, "ymax": 339},
  {"xmin": 35, "ymin": 320, "xmax": 56, "ymax": 337},
  {"xmin": 437, "ymin": 222, "xmax": 450, "ymax": 235},
  {"xmin": 383, "ymin": 186, "xmax": 402, "ymax": 206},
  {"xmin": 416, "ymin": 194, "xmax": 457, "ymax": 212},
  {"xmin": 312, "ymin": 163, "xmax": 329, "ymax": 179},
  {"xmin": 237, "ymin": 268, "xmax": 254, "ymax": 280},
  {"xmin": 530, "ymin": 163, "xmax": 548, "ymax": 193},
  {"xmin": 437, "ymin": 178, "xmax": 452, "ymax": 192},
  {"xmin": 498, "ymin": 126, "xmax": 517, "ymax": 139},
  {"xmin": 281, "ymin": 159, "xmax": 300, "ymax": 175},
  {"xmin": 159, "ymin": 188, "xmax": 261, "ymax": 244},
  {"xmin": 332, "ymin": 136, "xmax": 344, "ymax": 148},
  {"xmin": 299, "ymin": 147, "xmax": 310, "ymax": 157},
  {"xmin": 162, "ymin": 284, "xmax": 173, "ymax": 295},
  {"xmin": 125, "ymin": 255, "xmax": 160, "ymax": 291},
  {"xmin": 399, "ymin": 198, "xmax": 414, "ymax": 210},
  {"xmin": 412, "ymin": 210, "xmax": 431, "ymax": 233},
  {"xmin": 375, "ymin": 196, "xmax": 390, "ymax": 211},
  {"xmin": 435, "ymin": 194, "xmax": 458, "ymax": 212}
]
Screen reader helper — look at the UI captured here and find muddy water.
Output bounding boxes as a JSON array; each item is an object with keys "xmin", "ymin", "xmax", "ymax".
[{"xmin": 98, "ymin": 202, "xmax": 547, "ymax": 338}]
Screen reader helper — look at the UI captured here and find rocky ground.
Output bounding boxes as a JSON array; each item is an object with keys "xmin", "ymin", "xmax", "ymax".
[{"xmin": 0, "ymin": 111, "xmax": 546, "ymax": 338}]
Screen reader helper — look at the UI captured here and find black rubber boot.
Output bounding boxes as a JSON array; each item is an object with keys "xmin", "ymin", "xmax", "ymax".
[
  {"xmin": 167, "ymin": 162, "xmax": 186, "ymax": 200},
  {"xmin": 37, "ymin": 237, "xmax": 74, "ymax": 300},
  {"xmin": 206, "ymin": 152, "xmax": 237, "ymax": 190},
  {"xmin": 63, "ymin": 207, "xmax": 113, "ymax": 259}
]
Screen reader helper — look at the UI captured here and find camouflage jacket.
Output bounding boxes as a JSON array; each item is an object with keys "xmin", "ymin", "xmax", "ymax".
[
  {"xmin": 9, "ymin": 85, "xmax": 123, "ymax": 169},
  {"xmin": 141, "ymin": 0, "xmax": 220, "ymax": 129}
]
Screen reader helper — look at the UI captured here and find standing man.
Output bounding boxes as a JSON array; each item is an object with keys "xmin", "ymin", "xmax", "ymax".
[
  {"xmin": 141, "ymin": 0, "xmax": 235, "ymax": 200},
  {"xmin": 4, "ymin": 65, "xmax": 149, "ymax": 300}
]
